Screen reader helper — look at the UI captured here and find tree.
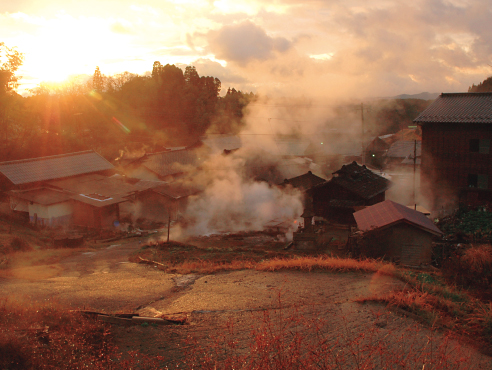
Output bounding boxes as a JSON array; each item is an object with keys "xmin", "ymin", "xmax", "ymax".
[
  {"xmin": 92, "ymin": 66, "xmax": 104, "ymax": 93},
  {"xmin": 469, "ymin": 76, "xmax": 492, "ymax": 92},
  {"xmin": 0, "ymin": 42, "xmax": 24, "ymax": 94}
]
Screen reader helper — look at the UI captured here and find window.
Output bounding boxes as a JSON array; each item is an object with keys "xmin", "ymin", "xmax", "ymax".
[
  {"xmin": 470, "ymin": 139, "xmax": 490, "ymax": 154},
  {"xmin": 468, "ymin": 174, "xmax": 489, "ymax": 189},
  {"xmin": 468, "ymin": 174, "xmax": 478, "ymax": 187},
  {"xmin": 470, "ymin": 139, "xmax": 479, "ymax": 152}
]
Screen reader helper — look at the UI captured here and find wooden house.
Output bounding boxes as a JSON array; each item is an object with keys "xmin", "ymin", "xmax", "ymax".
[
  {"xmin": 414, "ymin": 93, "xmax": 492, "ymax": 211},
  {"xmin": 0, "ymin": 151, "xmax": 150, "ymax": 229},
  {"xmin": 354, "ymin": 200, "xmax": 442, "ymax": 266},
  {"xmin": 278, "ymin": 171, "xmax": 326, "ymax": 191},
  {"xmin": 309, "ymin": 161, "xmax": 391, "ymax": 225}
]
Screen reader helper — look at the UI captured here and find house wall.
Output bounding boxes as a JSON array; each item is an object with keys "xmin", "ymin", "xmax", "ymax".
[
  {"xmin": 10, "ymin": 197, "xmax": 29, "ymax": 212},
  {"xmin": 312, "ymin": 183, "xmax": 385, "ymax": 224},
  {"xmin": 363, "ymin": 223, "xmax": 433, "ymax": 265},
  {"xmin": 421, "ymin": 123, "xmax": 492, "ymax": 211},
  {"xmin": 71, "ymin": 201, "xmax": 119, "ymax": 229},
  {"xmin": 28, "ymin": 202, "xmax": 73, "ymax": 227},
  {"xmin": 312, "ymin": 183, "xmax": 365, "ymax": 217}
]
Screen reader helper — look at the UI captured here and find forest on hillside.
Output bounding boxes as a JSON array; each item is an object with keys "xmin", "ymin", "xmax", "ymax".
[{"xmin": 2, "ymin": 42, "xmax": 486, "ymax": 163}]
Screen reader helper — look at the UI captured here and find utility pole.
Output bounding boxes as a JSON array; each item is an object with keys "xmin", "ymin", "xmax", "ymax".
[
  {"xmin": 167, "ymin": 213, "xmax": 171, "ymax": 243},
  {"xmin": 413, "ymin": 139, "xmax": 417, "ymax": 210},
  {"xmin": 355, "ymin": 103, "xmax": 370, "ymax": 165}
]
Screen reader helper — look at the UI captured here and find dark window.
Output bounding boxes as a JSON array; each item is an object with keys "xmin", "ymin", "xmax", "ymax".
[
  {"xmin": 470, "ymin": 139, "xmax": 490, "ymax": 154},
  {"xmin": 470, "ymin": 139, "xmax": 479, "ymax": 152},
  {"xmin": 468, "ymin": 174, "xmax": 489, "ymax": 189},
  {"xmin": 468, "ymin": 174, "xmax": 478, "ymax": 187}
]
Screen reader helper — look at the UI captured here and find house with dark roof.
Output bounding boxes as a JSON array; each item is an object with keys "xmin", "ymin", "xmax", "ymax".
[
  {"xmin": 354, "ymin": 200, "xmax": 442, "ymax": 266},
  {"xmin": 414, "ymin": 93, "xmax": 492, "ymax": 211},
  {"xmin": 278, "ymin": 171, "xmax": 326, "ymax": 191},
  {"xmin": 309, "ymin": 161, "xmax": 391, "ymax": 225}
]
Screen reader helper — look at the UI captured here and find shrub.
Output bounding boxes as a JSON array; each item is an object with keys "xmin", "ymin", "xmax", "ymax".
[
  {"xmin": 10, "ymin": 237, "xmax": 32, "ymax": 252},
  {"xmin": 442, "ymin": 244, "xmax": 492, "ymax": 290}
]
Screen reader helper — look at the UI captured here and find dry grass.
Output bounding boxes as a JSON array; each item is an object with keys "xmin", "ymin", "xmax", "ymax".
[
  {"xmin": 256, "ymin": 255, "xmax": 387, "ymax": 273},
  {"xmin": 462, "ymin": 245, "xmax": 492, "ymax": 273},
  {"xmin": 0, "ymin": 297, "xmax": 162, "ymax": 369},
  {"xmin": 183, "ymin": 305, "xmax": 480, "ymax": 369}
]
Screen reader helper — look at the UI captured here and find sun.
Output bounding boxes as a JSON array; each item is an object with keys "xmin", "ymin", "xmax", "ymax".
[{"xmin": 29, "ymin": 62, "xmax": 74, "ymax": 83}]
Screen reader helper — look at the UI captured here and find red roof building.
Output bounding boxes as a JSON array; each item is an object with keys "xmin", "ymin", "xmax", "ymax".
[{"xmin": 354, "ymin": 200, "xmax": 442, "ymax": 266}]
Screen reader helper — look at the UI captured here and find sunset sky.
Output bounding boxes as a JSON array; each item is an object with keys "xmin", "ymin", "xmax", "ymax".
[{"xmin": 2, "ymin": 0, "xmax": 492, "ymax": 98}]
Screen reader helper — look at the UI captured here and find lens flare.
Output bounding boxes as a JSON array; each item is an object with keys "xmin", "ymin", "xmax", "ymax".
[{"xmin": 112, "ymin": 117, "xmax": 131, "ymax": 134}]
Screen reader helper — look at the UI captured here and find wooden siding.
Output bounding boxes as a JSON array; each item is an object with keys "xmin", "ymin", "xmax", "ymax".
[
  {"xmin": 362, "ymin": 223, "xmax": 433, "ymax": 265},
  {"xmin": 421, "ymin": 123, "xmax": 492, "ymax": 210}
]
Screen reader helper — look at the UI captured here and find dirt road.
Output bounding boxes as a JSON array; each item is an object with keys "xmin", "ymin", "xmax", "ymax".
[{"xmin": 1, "ymin": 239, "xmax": 490, "ymax": 368}]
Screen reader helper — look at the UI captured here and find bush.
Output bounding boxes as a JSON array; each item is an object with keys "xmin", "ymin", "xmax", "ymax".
[
  {"xmin": 442, "ymin": 244, "xmax": 492, "ymax": 290},
  {"xmin": 10, "ymin": 237, "xmax": 31, "ymax": 252}
]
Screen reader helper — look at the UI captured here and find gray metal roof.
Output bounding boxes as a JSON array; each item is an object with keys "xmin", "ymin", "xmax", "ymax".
[
  {"xmin": 386, "ymin": 141, "xmax": 421, "ymax": 158},
  {"xmin": 414, "ymin": 93, "xmax": 492, "ymax": 124},
  {"xmin": 0, "ymin": 151, "xmax": 114, "ymax": 185}
]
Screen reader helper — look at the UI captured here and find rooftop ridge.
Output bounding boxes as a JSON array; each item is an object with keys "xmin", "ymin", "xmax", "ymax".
[
  {"xmin": 440, "ymin": 92, "xmax": 492, "ymax": 97},
  {"xmin": 0, "ymin": 150, "xmax": 96, "ymax": 166}
]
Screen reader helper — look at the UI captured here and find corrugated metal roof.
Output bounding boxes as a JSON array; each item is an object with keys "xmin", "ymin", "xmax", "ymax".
[
  {"xmin": 414, "ymin": 93, "xmax": 492, "ymax": 124},
  {"xmin": 386, "ymin": 141, "xmax": 421, "ymax": 158},
  {"xmin": 354, "ymin": 200, "xmax": 442, "ymax": 235},
  {"xmin": 70, "ymin": 194, "xmax": 127, "ymax": 207},
  {"xmin": 0, "ymin": 151, "xmax": 114, "ymax": 185},
  {"xmin": 47, "ymin": 174, "xmax": 141, "ymax": 198},
  {"xmin": 8, "ymin": 188, "xmax": 73, "ymax": 205}
]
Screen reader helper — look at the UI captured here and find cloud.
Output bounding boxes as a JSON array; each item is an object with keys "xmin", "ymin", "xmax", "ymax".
[
  {"xmin": 206, "ymin": 21, "xmax": 293, "ymax": 65},
  {"xmin": 110, "ymin": 20, "xmax": 133, "ymax": 34},
  {"xmin": 192, "ymin": 58, "xmax": 247, "ymax": 85}
]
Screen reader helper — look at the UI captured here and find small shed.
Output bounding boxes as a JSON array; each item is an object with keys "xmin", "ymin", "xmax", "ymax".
[
  {"xmin": 132, "ymin": 181, "xmax": 200, "ymax": 222},
  {"xmin": 353, "ymin": 200, "xmax": 442, "ymax": 266}
]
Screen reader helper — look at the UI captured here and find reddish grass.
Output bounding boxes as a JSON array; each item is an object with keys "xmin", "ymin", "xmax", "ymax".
[
  {"xmin": 0, "ymin": 297, "xmax": 161, "ymax": 370},
  {"xmin": 183, "ymin": 305, "xmax": 478, "ymax": 369},
  {"xmin": 255, "ymin": 255, "xmax": 387, "ymax": 273}
]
